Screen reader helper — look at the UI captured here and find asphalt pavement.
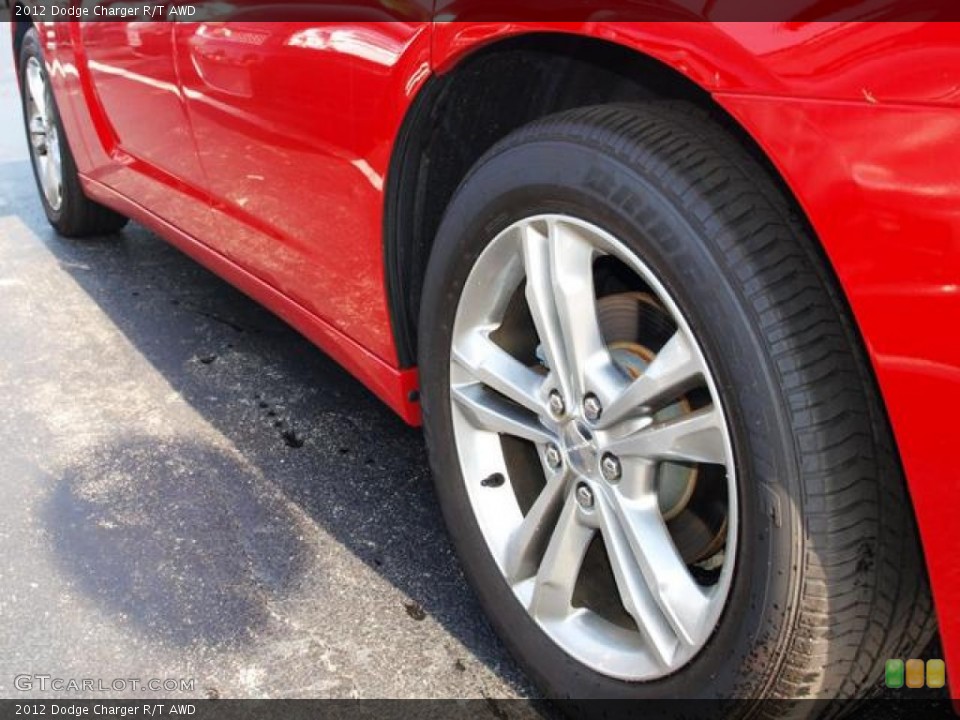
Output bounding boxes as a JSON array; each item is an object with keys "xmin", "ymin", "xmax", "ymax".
[{"xmin": 0, "ymin": 30, "xmax": 536, "ymax": 703}]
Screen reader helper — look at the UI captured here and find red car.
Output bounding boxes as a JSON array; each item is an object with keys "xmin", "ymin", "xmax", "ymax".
[{"xmin": 12, "ymin": 9, "xmax": 960, "ymax": 707}]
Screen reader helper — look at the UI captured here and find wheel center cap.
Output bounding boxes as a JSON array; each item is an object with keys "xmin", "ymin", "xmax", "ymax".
[{"xmin": 561, "ymin": 421, "xmax": 598, "ymax": 477}]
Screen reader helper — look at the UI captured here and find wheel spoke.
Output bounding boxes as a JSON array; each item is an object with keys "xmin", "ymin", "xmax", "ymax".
[
  {"xmin": 522, "ymin": 220, "xmax": 620, "ymax": 406},
  {"xmin": 26, "ymin": 63, "xmax": 47, "ymax": 118},
  {"xmin": 43, "ymin": 152, "xmax": 59, "ymax": 196},
  {"xmin": 48, "ymin": 131, "xmax": 61, "ymax": 175},
  {"xmin": 597, "ymin": 477, "xmax": 712, "ymax": 652},
  {"xmin": 522, "ymin": 223, "xmax": 573, "ymax": 400},
  {"xmin": 606, "ymin": 406, "xmax": 727, "ymax": 465},
  {"xmin": 600, "ymin": 330, "xmax": 706, "ymax": 427},
  {"xmin": 548, "ymin": 221, "xmax": 611, "ymax": 399},
  {"xmin": 528, "ymin": 495, "xmax": 594, "ymax": 620},
  {"xmin": 503, "ymin": 470, "xmax": 567, "ymax": 583},
  {"xmin": 452, "ymin": 330, "xmax": 545, "ymax": 416},
  {"xmin": 451, "ymin": 382, "xmax": 553, "ymax": 445}
]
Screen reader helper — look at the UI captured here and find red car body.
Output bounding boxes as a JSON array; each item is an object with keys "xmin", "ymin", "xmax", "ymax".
[{"xmin": 13, "ymin": 15, "xmax": 960, "ymax": 695}]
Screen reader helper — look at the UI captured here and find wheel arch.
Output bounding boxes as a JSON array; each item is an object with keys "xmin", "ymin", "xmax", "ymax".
[{"xmin": 385, "ymin": 31, "xmax": 828, "ymax": 368}]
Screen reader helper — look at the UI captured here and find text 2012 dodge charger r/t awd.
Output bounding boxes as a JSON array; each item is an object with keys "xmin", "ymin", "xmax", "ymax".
[{"xmin": 12, "ymin": 6, "xmax": 959, "ymax": 709}]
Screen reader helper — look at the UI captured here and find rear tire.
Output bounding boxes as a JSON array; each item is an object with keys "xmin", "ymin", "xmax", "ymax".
[
  {"xmin": 19, "ymin": 28, "xmax": 127, "ymax": 238},
  {"xmin": 418, "ymin": 102, "xmax": 933, "ymax": 710}
]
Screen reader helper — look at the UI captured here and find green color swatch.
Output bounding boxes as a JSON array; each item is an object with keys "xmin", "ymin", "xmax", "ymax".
[{"xmin": 885, "ymin": 659, "xmax": 905, "ymax": 688}]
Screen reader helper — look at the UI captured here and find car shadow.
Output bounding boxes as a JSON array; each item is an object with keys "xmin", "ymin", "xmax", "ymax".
[{"xmin": 1, "ymin": 158, "xmax": 536, "ymax": 698}]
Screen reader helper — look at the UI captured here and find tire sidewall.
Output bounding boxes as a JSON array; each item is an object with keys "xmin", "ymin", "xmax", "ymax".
[{"xmin": 419, "ymin": 136, "xmax": 804, "ymax": 700}]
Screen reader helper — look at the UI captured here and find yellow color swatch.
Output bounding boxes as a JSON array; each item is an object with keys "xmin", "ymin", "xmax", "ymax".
[
  {"xmin": 905, "ymin": 659, "xmax": 925, "ymax": 688},
  {"xmin": 926, "ymin": 659, "xmax": 946, "ymax": 689}
]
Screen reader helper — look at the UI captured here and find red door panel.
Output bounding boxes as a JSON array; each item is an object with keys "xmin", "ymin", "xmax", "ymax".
[
  {"xmin": 73, "ymin": 8, "xmax": 217, "ymax": 242},
  {"xmin": 175, "ymin": 18, "xmax": 431, "ymax": 364},
  {"xmin": 79, "ymin": 21, "xmax": 198, "ymax": 178}
]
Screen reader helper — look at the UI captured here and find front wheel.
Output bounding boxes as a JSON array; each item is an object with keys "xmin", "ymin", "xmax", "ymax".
[{"xmin": 418, "ymin": 103, "xmax": 933, "ymax": 708}]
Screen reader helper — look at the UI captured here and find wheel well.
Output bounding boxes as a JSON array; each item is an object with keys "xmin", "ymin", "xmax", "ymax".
[{"xmin": 384, "ymin": 33, "xmax": 780, "ymax": 367}]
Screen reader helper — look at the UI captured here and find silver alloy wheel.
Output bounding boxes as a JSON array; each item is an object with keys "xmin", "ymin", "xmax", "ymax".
[
  {"xmin": 449, "ymin": 214, "xmax": 738, "ymax": 681},
  {"xmin": 25, "ymin": 56, "xmax": 63, "ymax": 212}
]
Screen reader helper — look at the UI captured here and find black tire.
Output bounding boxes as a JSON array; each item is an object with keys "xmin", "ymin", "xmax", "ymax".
[
  {"xmin": 19, "ymin": 28, "xmax": 127, "ymax": 238},
  {"xmin": 418, "ymin": 103, "xmax": 933, "ymax": 710}
]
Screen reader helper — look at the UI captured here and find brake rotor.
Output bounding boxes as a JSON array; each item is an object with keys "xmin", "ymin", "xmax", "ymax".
[{"xmin": 597, "ymin": 292, "xmax": 727, "ymax": 566}]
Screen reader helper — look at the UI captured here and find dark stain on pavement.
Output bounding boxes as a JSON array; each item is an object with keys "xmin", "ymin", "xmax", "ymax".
[{"xmin": 43, "ymin": 437, "xmax": 313, "ymax": 647}]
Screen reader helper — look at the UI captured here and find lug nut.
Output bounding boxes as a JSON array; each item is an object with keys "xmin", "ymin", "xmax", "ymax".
[
  {"xmin": 548, "ymin": 389, "xmax": 566, "ymax": 418},
  {"xmin": 600, "ymin": 453, "xmax": 622, "ymax": 483},
  {"xmin": 575, "ymin": 483, "xmax": 595, "ymax": 510},
  {"xmin": 545, "ymin": 443, "xmax": 563, "ymax": 470},
  {"xmin": 583, "ymin": 393, "xmax": 602, "ymax": 422}
]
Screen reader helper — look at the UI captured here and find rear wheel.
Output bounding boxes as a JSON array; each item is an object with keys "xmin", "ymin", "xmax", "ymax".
[
  {"xmin": 418, "ymin": 103, "xmax": 933, "ymax": 708},
  {"xmin": 19, "ymin": 28, "xmax": 127, "ymax": 238}
]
